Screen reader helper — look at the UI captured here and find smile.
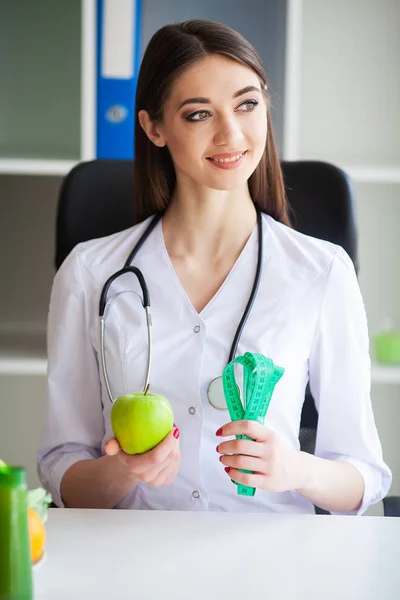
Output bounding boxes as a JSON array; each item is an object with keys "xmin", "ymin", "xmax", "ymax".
[{"xmin": 207, "ymin": 151, "xmax": 247, "ymax": 169}]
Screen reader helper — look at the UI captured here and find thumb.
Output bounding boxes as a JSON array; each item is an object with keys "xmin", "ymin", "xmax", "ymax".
[{"xmin": 104, "ymin": 438, "xmax": 121, "ymax": 456}]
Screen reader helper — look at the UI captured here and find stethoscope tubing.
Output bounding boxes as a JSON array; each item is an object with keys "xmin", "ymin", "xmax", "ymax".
[
  {"xmin": 99, "ymin": 207, "xmax": 263, "ymax": 405},
  {"xmin": 99, "ymin": 213, "xmax": 162, "ymax": 403},
  {"xmin": 228, "ymin": 207, "xmax": 263, "ymax": 362}
]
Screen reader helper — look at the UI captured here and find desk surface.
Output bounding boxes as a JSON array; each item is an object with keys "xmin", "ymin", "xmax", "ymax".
[{"xmin": 33, "ymin": 509, "xmax": 400, "ymax": 600}]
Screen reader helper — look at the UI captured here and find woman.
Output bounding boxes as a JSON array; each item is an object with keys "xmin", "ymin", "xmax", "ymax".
[{"xmin": 38, "ymin": 20, "xmax": 391, "ymax": 514}]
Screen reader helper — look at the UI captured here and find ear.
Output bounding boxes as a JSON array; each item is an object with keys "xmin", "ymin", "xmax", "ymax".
[{"xmin": 138, "ymin": 110, "xmax": 166, "ymax": 147}]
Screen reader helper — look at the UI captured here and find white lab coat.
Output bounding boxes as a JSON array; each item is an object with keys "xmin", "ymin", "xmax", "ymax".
[{"xmin": 37, "ymin": 213, "xmax": 392, "ymax": 514}]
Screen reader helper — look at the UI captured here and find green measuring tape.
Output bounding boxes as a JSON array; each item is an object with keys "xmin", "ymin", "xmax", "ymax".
[{"xmin": 222, "ymin": 352, "xmax": 284, "ymax": 496}]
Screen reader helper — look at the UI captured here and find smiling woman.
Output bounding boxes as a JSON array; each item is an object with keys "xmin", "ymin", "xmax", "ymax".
[
  {"xmin": 133, "ymin": 20, "xmax": 289, "ymax": 227},
  {"xmin": 37, "ymin": 20, "xmax": 391, "ymax": 516},
  {"xmin": 138, "ymin": 54, "xmax": 268, "ymax": 202}
]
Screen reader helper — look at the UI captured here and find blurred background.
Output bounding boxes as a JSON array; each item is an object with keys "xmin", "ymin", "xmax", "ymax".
[{"xmin": 0, "ymin": 0, "xmax": 399, "ymax": 516}]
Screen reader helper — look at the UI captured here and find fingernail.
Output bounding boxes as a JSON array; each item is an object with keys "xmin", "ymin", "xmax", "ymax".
[
  {"xmin": 216, "ymin": 445, "xmax": 220, "ymax": 452},
  {"xmin": 173, "ymin": 427, "xmax": 180, "ymax": 440},
  {"xmin": 224, "ymin": 467, "xmax": 230, "ymax": 474},
  {"xmin": 216, "ymin": 428, "xmax": 223, "ymax": 436},
  {"xmin": 103, "ymin": 443, "xmax": 109, "ymax": 453}
]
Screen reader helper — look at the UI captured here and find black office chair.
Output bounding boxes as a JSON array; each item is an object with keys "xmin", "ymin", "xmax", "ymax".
[{"xmin": 55, "ymin": 159, "xmax": 395, "ymax": 516}]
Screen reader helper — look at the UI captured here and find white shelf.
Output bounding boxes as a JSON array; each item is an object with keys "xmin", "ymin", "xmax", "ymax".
[
  {"xmin": 341, "ymin": 167, "xmax": 400, "ymax": 184},
  {"xmin": 0, "ymin": 334, "xmax": 47, "ymax": 376},
  {"xmin": 0, "ymin": 159, "xmax": 79, "ymax": 176},
  {"xmin": 0, "ymin": 358, "xmax": 47, "ymax": 376},
  {"xmin": 371, "ymin": 363, "xmax": 400, "ymax": 385}
]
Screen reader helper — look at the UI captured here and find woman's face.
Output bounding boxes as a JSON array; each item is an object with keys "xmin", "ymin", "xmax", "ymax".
[{"xmin": 141, "ymin": 55, "xmax": 268, "ymax": 192}]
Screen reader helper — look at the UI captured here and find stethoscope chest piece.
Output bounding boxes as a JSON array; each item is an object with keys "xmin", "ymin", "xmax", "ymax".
[
  {"xmin": 207, "ymin": 377, "xmax": 227, "ymax": 410},
  {"xmin": 207, "ymin": 376, "xmax": 239, "ymax": 411}
]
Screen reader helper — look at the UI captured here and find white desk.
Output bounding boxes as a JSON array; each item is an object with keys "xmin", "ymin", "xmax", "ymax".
[{"xmin": 33, "ymin": 509, "xmax": 400, "ymax": 600}]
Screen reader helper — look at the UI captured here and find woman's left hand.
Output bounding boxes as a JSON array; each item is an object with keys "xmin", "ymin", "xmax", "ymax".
[{"xmin": 216, "ymin": 420, "xmax": 305, "ymax": 493}]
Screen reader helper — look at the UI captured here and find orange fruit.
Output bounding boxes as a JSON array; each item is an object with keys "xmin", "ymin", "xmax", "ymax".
[{"xmin": 27, "ymin": 507, "xmax": 46, "ymax": 564}]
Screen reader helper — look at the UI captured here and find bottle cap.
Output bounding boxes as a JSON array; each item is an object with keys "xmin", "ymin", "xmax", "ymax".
[{"xmin": 0, "ymin": 465, "xmax": 27, "ymax": 486}]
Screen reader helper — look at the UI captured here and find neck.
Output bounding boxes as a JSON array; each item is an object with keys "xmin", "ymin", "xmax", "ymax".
[{"xmin": 162, "ymin": 186, "xmax": 257, "ymax": 261}]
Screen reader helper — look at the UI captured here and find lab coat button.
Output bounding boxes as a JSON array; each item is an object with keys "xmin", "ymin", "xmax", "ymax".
[
  {"xmin": 189, "ymin": 407, "xmax": 196, "ymax": 415},
  {"xmin": 193, "ymin": 325, "xmax": 201, "ymax": 333},
  {"xmin": 192, "ymin": 491, "xmax": 200, "ymax": 499}
]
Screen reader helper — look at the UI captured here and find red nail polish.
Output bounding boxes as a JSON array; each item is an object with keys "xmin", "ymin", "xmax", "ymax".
[
  {"xmin": 224, "ymin": 467, "xmax": 230, "ymax": 474},
  {"xmin": 173, "ymin": 427, "xmax": 180, "ymax": 439},
  {"xmin": 216, "ymin": 445, "xmax": 220, "ymax": 452},
  {"xmin": 216, "ymin": 428, "xmax": 223, "ymax": 436}
]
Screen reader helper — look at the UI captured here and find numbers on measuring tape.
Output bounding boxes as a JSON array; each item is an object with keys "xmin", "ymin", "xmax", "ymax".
[{"xmin": 222, "ymin": 352, "xmax": 284, "ymax": 497}]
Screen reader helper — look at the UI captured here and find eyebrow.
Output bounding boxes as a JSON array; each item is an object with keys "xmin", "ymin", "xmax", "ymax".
[{"xmin": 177, "ymin": 85, "xmax": 261, "ymax": 111}]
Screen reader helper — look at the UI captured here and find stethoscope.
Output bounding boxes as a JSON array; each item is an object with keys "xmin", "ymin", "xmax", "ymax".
[{"xmin": 99, "ymin": 206, "xmax": 263, "ymax": 411}]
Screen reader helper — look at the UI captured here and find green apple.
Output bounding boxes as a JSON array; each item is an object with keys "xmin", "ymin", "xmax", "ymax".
[{"xmin": 111, "ymin": 391, "xmax": 174, "ymax": 455}]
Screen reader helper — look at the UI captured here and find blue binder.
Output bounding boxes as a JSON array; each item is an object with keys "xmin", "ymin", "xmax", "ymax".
[{"xmin": 96, "ymin": 0, "xmax": 141, "ymax": 159}]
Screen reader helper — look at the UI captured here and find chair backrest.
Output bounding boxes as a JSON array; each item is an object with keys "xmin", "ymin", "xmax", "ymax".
[{"xmin": 55, "ymin": 159, "xmax": 358, "ymax": 434}]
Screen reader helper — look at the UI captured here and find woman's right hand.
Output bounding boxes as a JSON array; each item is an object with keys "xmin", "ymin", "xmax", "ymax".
[{"xmin": 104, "ymin": 425, "xmax": 181, "ymax": 487}]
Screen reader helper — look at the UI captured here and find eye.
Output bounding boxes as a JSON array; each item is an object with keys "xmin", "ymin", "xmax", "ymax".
[
  {"xmin": 184, "ymin": 99, "xmax": 259, "ymax": 122},
  {"xmin": 237, "ymin": 99, "xmax": 259, "ymax": 112},
  {"xmin": 185, "ymin": 110, "xmax": 211, "ymax": 122}
]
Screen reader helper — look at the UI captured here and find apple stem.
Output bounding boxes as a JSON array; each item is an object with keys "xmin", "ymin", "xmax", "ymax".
[{"xmin": 144, "ymin": 384, "xmax": 150, "ymax": 395}]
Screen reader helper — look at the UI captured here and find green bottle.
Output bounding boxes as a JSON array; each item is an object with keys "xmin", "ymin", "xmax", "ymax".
[{"xmin": 0, "ymin": 466, "xmax": 33, "ymax": 600}]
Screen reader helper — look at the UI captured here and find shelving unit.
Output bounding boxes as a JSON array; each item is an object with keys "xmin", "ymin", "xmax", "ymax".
[
  {"xmin": 0, "ymin": 0, "xmax": 96, "ymax": 385},
  {"xmin": 283, "ymin": 0, "xmax": 400, "ymax": 385}
]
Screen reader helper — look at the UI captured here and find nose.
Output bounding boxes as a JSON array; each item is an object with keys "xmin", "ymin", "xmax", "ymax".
[{"xmin": 213, "ymin": 115, "xmax": 245, "ymax": 147}]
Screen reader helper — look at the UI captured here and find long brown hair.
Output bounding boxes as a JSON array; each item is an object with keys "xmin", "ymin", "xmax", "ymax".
[{"xmin": 133, "ymin": 19, "xmax": 292, "ymax": 227}]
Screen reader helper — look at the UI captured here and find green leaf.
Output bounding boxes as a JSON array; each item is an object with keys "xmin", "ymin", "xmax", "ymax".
[{"xmin": 28, "ymin": 487, "xmax": 52, "ymax": 522}]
